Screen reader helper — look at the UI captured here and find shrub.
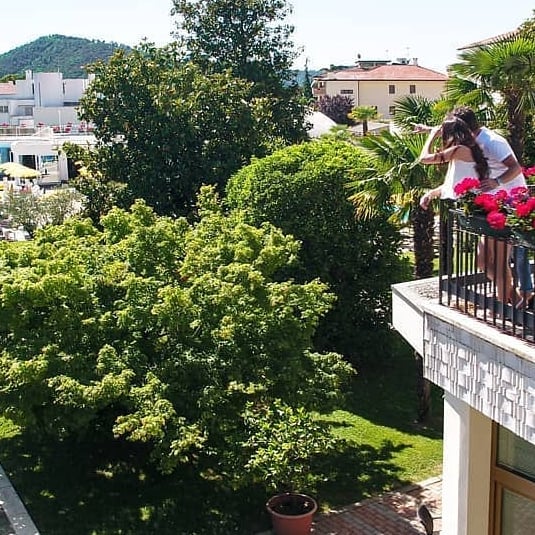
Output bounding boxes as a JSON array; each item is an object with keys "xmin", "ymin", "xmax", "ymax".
[
  {"xmin": 226, "ymin": 139, "xmax": 411, "ymax": 364},
  {"xmin": 317, "ymin": 95, "xmax": 354, "ymax": 125},
  {"xmin": 0, "ymin": 187, "xmax": 353, "ymax": 490}
]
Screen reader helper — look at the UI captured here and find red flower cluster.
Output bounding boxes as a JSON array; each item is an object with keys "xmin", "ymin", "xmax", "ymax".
[
  {"xmin": 453, "ymin": 177, "xmax": 480, "ymax": 197},
  {"xmin": 473, "ymin": 189, "xmax": 510, "ymax": 229},
  {"xmin": 458, "ymin": 181, "xmax": 535, "ymax": 231}
]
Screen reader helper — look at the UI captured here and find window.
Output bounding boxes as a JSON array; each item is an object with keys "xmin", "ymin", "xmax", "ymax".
[
  {"xmin": 389, "ymin": 85, "xmax": 395, "ymax": 94},
  {"xmin": 0, "ymin": 105, "xmax": 8, "ymax": 114},
  {"xmin": 389, "ymin": 106, "xmax": 396, "ymax": 116},
  {"xmin": 492, "ymin": 425, "xmax": 535, "ymax": 534},
  {"xmin": 410, "ymin": 84, "xmax": 416, "ymax": 94},
  {"xmin": 340, "ymin": 89, "xmax": 354, "ymax": 95}
]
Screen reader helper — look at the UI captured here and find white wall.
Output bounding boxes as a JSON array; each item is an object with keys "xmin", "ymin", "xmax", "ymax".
[{"xmin": 442, "ymin": 394, "xmax": 492, "ymax": 535}]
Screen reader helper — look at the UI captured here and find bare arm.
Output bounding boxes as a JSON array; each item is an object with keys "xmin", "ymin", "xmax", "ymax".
[
  {"xmin": 480, "ymin": 154, "xmax": 523, "ymax": 192},
  {"xmin": 417, "ymin": 126, "xmax": 461, "ymax": 165},
  {"xmin": 420, "ymin": 186, "xmax": 442, "ymax": 210}
]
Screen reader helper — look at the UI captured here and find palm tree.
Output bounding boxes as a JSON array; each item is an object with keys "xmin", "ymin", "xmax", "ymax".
[
  {"xmin": 392, "ymin": 94, "xmax": 450, "ymax": 132},
  {"xmin": 446, "ymin": 36, "xmax": 535, "ymax": 161},
  {"xmin": 349, "ymin": 130, "xmax": 443, "ymax": 278},
  {"xmin": 348, "ymin": 130, "xmax": 444, "ymax": 423},
  {"xmin": 349, "ymin": 105, "xmax": 378, "ymax": 136}
]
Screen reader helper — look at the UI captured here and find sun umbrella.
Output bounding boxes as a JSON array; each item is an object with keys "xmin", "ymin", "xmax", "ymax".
[{"xmin": 0, "ymin": 162, "xmax": 41, "ymax": 179}]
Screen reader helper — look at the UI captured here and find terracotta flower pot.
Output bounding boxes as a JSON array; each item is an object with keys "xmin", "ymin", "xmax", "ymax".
[{"xmin": 266, "ymin": 492, "xmax": 318, "ymax": 535}]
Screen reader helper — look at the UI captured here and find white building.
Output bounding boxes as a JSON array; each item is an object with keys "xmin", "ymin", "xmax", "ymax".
[
  {"xmin": 0, "ymin": 70, "xmax": 94, "ymax": 131},
  {"xmin": 0, "ymin": 128, "xmax": 96, "ymax": 184}
]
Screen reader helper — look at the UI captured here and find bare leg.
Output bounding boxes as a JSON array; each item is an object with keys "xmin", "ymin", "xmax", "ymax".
[{"xmin": 478, "ymin": 237, "xmax": 512, "ymax": 304}]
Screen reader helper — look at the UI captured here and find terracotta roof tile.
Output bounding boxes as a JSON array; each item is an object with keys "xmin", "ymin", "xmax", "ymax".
[
  {"xmin": 0, "ymin": 83, "xmax": 16, "ymax": 95},
  {"xmin": 315, "ymin": 64, "xmax": 448, "ymax": 82}
]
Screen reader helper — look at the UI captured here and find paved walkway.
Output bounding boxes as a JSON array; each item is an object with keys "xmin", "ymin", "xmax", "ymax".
[{"xmin": 311, "ymin": 476, "xmax": 442, "ymax": 534}]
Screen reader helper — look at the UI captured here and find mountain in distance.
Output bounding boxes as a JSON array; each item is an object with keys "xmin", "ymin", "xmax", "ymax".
[
  {"xmin": 0, "ymin": 35, "xmax": 131, "ymax": 79},
  {"xmin": 0, "ymin": 34, "xmax": 327, "ymax": 84}
]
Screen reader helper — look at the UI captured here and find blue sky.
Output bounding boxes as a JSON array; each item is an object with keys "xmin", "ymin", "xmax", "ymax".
[{"xmin": 2, "ymin": 0, "xmax": 534, "ymax": 74}]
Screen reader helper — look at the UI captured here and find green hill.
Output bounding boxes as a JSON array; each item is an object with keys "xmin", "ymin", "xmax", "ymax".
[{"xmin": 0, "ymin": 35, "xmax": 131, "ymax": 79}]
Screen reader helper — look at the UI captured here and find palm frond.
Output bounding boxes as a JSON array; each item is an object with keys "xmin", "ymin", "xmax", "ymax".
[{"xmin": 391, "ymin": 95, "xmax": 435, "ymax": 130}]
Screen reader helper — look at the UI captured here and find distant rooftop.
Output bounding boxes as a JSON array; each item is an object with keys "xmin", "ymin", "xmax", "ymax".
[
  {"xmin": 0, "ymin": 83, "xmax": 15, "ymax": 96},
  {"xmin": 314, "ymin": 63, "xmax": 448, "ymax": 82},
  {"xmin": 458, "ymin": 29, "xmax": 519, "ymax": 50}
]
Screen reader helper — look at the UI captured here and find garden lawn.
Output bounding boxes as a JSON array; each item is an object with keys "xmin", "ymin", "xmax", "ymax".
[
  {"xmin": 315, "ymin": 339, "xmax": 443, "ymax": 508},
  {"xmin": 0, "ymin": 339, "xmax": 442, "ymax": 534}
]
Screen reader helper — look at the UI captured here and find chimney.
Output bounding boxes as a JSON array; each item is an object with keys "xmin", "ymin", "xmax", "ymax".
[{"xmin": 412, "ymin": 58, "xmax": 418, "ymax": 66}]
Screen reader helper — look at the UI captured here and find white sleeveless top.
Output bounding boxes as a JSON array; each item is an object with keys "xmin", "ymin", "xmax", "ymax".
[{"xmin": 441, "ymin": 160, "xmax": 479, "ymax": 200}]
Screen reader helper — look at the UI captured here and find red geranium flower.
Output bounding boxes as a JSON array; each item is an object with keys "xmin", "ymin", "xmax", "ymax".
[
  {"xmin": 487, "ymin": 211, "xmax": 507, "ymax": 229},
  {"xmin": 454, "ymin": 177, "xmax": 480, "ymax": 196},
  {"xmin": 474, "ymin": 193, "xmax": 499, "ymax": 213}
]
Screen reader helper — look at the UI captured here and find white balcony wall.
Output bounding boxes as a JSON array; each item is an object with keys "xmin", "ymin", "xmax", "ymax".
[{"xmin": 33, "ymin": 73, "xmax": 64, "ymax": 107}]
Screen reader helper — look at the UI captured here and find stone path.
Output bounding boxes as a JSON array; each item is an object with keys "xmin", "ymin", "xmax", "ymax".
[{"xmin": 311, "ymin": 476, "xmax": 442, "ymax": 534}]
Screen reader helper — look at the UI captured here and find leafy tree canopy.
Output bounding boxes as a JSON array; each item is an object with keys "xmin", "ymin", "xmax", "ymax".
[
  {"xmin": 226, "ymin": 139, "xmax": 411, "ymax": 363},
  {"xmin": 0, "ymin": 187, "xmax": 353, "ymax": 487},
  {"xmin": 171, "ymin": 0, "xmax": 307, "ymax": 144},
  {"xmin": 78, "ymin": 43, "xmax": 290, "ymax": 218}
]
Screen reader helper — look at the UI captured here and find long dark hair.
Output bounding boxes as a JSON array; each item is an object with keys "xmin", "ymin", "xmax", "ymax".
[{"xmin": 441, "ymin": 116, "xmax": 489, "ymax": 180}]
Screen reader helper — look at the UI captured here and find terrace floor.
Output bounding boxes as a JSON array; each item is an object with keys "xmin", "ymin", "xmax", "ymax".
[{"xmin": 311, "ymin": 476, "xmax": 442, "ymax": 535}]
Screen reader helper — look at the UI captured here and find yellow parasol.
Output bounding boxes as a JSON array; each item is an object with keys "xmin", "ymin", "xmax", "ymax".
[{"xmin": 0, "ymin": 162, "xmax": 41, "ymax": 179}]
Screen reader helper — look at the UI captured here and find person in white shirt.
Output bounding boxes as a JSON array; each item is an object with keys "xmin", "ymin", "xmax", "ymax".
[{"xmin": 418, "ymin": 115, "xmax": 512, "ymax": 305}]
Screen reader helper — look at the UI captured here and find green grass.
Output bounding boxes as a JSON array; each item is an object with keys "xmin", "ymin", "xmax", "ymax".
[
  {"xmin": 314, "ymin": 342, "xmax": 443, "ymax": 509},
  {"xmin": 0, "ymin": 341, "xmax": 442, "ymax": 534}
]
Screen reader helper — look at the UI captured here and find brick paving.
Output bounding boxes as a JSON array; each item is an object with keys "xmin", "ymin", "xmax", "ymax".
[{"xmin": 311, "ymin": 476, "xmax": 442, "ymax": 535}]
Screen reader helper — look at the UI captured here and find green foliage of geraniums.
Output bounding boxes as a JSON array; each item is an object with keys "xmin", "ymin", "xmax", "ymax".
[
  {"xmin": 226, "ymin": 139, "xmax": 412, "ymax": 365},
  {"xmin": 0, "ymin": 186, "xmax": 353, "ymax": 490}
]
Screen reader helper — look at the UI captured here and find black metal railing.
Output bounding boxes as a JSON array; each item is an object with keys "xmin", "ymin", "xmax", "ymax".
[{"xmin": 439, "ymin": 203, "xmax": 535, "ymax": 343}]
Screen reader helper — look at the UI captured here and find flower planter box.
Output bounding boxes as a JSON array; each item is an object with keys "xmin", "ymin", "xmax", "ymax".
[
  {"xmin": 456, "ymin": 211, "xmax": 511, "ymax": 239},
  {"xmin": 511, "ymin": 229, "xmax": 535, "ymax": 248}
]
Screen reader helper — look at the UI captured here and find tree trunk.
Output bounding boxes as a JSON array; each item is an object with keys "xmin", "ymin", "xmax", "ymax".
[
  {"xmin": 411, "ymin": 204, "xmax": 435, "ymax": 279},
  {"xmin": 415, "ymin": 350, "xmax": 431, "ymax": 423},
  {"xmin": 412, "ymin": 204, "xmax": 435, "ymax": 422}
]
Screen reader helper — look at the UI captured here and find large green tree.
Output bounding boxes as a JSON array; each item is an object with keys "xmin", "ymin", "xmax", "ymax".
[
  {"xmin": 0, "ymin": 187, "xmax": 352, "ymax": 487},
  {"xmin": 78, "ymin": 43, "xmax": 280, "ymax": 218},
  {"xmin": 171, "ymin": 0, "xmax": 307, "ymax": 143}
]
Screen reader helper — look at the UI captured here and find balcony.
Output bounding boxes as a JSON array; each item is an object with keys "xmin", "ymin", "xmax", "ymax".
[
  {"xmin": 392, "ymin": 205, "xmax": 535, "ymax": 534},
  {"xmin": 393, "ymin": 206, "xmax": 535, "ymax": 421},
  {"xmin": 439, "ymin": 206, "xmax": 535, "ymax": 342}
]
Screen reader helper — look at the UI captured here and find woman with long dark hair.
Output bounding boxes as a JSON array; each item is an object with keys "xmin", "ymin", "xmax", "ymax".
[{"xmin": 418, "ymin": 116, "xmax": 512, "ymax": 306}]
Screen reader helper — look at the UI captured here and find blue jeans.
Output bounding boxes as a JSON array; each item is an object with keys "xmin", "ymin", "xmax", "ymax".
[{"xmin": 513, "ymin": 246, "xmax": 533, "ymax": 293}]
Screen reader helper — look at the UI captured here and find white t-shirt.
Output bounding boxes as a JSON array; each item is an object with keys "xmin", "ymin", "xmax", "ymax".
[{"xmin": 476, "ymin": 127, "xmax": 526, "ymax": 191}]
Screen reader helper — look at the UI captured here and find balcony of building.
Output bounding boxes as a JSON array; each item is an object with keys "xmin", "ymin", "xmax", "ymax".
[{"xmin": 392, "ymin": 204, "xmax": 535, "ymax": 535}]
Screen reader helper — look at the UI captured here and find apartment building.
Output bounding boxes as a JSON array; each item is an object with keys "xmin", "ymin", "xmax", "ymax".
[
  {"xmin": 312, "ymin": 58, "xmax": 448, "ymax": 119},
  {"xmin": 0, "ymin": 70, "xmax": 94, "ymax": 130}
]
